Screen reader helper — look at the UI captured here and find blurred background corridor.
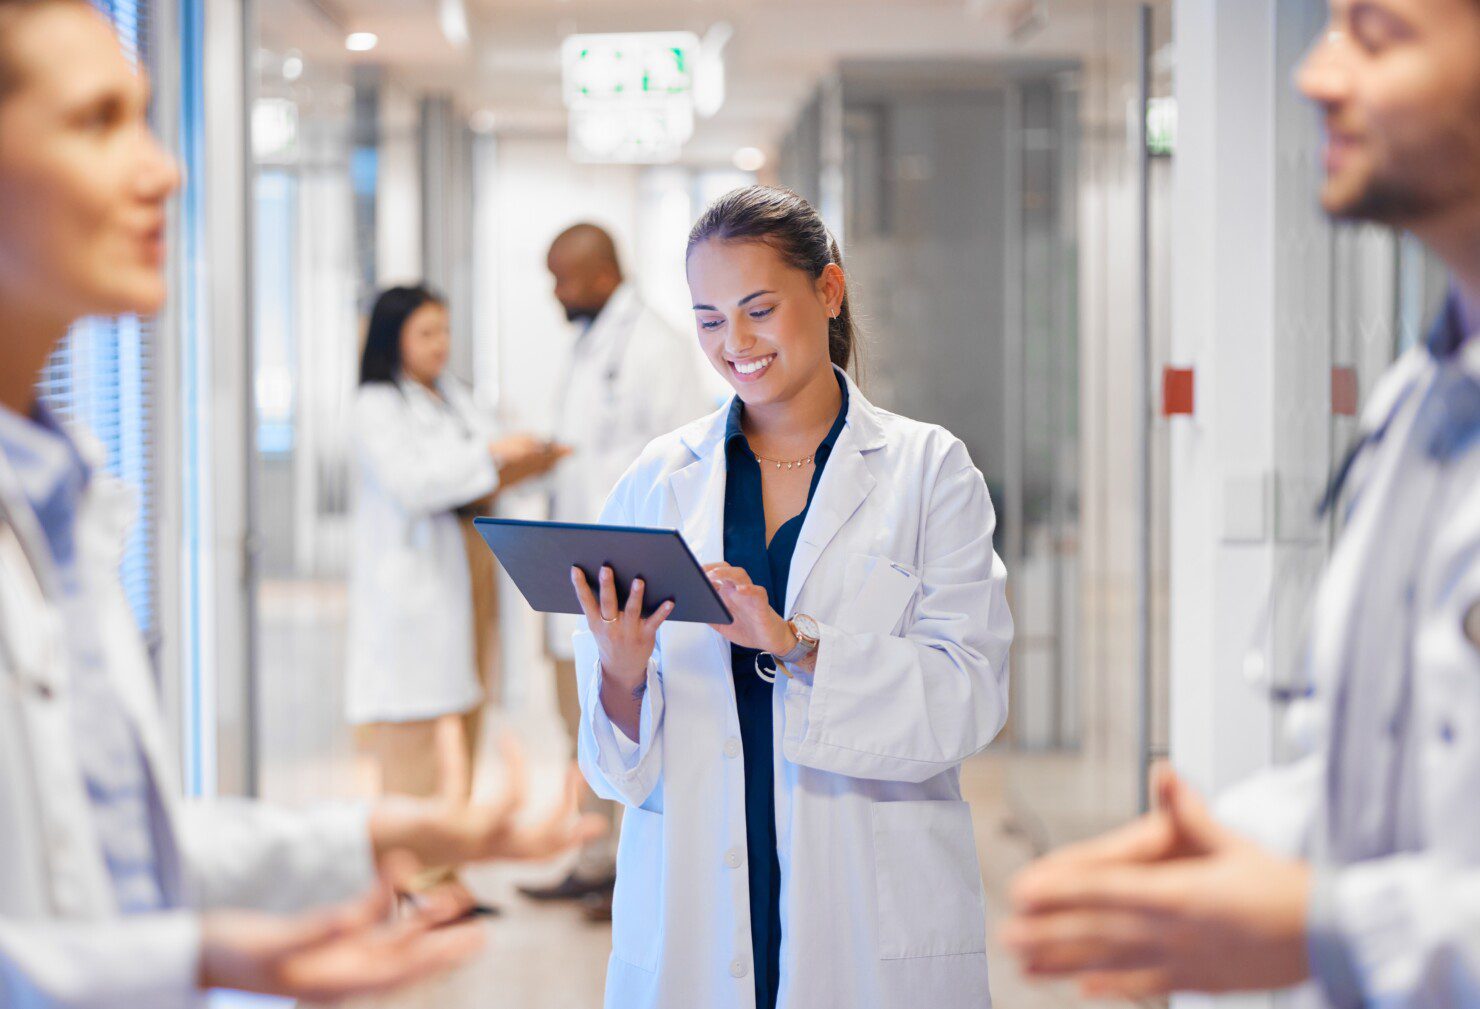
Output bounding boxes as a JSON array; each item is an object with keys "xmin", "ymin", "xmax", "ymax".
[{"xmin": 44, "ymin": 0, "xmax": 1453, "ymax": 1006}]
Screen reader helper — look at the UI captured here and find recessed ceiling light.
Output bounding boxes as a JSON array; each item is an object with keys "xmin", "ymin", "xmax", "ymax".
[
  {"xmin": 345, "ymin": 32, "xmax": 378, "ymax": 52},
  {"xmin": 469, "ymin": 109, "xmax": 497, "ymax": 134},
  {"xmin": 733, "ymin": 146, "xmax": 766, "ymax": 172},
  {"xmin": 282, "ymin": 55, "xmax": 304, "ymax": 81}
]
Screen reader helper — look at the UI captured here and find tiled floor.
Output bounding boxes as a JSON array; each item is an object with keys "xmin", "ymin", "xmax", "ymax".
[{"xmin": 255, "ymin": 580, "xmax": 1158, "ymax": 1009}]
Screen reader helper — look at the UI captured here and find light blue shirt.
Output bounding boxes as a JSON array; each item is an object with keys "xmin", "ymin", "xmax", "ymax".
[{"xmin": 0, "ymin": 404, "xmax": 166, "ymax": 914}]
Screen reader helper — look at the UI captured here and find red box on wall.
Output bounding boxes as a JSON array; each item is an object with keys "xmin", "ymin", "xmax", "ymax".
[
  {"xmin": 1162, "ymin": 366, "xmax": 1195, "ymax": 417},
  {"xmin": 1332, "ymin": 366, "xmax": 1359, "ymax": 417}
]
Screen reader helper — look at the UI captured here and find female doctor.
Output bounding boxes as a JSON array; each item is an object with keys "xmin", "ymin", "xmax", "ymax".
[
  {"xmin": 569, "ymin": 185, "xmax": 1014, "ymax": 1009},
  {"xmin": 348, "ymin": 285, "xmax": 563, "ymax": 802}
]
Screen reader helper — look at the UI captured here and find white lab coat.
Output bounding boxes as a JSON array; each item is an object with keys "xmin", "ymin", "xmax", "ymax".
[
  {"xmin": 0, "ymin": 432, "xmax": 375, "ymax": 1009},
  {"xmin": 546, "ymin": 283, "xmax": 727, "ymax": 660},
  {"xmin": 573, "ymin": 369, "xmax": 1014, "ymax": 1009},
  {"xmin": 1216, "ymin": 300, "xmax": 1480, "ymax": 1008},
  {"xmin": 345, "ymin": 377, "xmax": 499, "ymax": 724}
]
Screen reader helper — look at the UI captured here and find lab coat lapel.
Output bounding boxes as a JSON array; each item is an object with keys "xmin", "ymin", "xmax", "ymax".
[
  {"xmin": 785, "ymin": 376, "xmax": 886, "ymax": 617},
  {"xmin": 669, "ymin": 411, "xmax": 729, "ymax": 567}
]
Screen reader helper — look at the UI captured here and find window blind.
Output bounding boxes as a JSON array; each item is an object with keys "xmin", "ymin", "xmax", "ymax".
[{"xmin": 36, "ymin": 0, "xmax": 156, "ymax": 634}]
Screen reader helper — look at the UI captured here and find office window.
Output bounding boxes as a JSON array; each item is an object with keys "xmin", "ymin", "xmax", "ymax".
[{"xmin": 36, "ymin": 0, "xmax": 157, "ymax": 635}]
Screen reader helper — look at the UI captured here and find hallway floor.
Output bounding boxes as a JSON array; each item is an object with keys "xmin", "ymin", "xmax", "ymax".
[{"xmin": 255, "ymin": 579, "xmax": 1154, "ymax": 1009}]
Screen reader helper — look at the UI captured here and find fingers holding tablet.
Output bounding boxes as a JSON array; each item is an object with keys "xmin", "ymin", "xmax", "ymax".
[{"xmin": 571, "ymin": 566, "xmax": 676, "ymax": 685}]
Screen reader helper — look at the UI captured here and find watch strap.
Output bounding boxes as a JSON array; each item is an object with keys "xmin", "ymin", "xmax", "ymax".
[{"xmin": 778, "ymin": 620, "xmax": 817, "ymax": 665}]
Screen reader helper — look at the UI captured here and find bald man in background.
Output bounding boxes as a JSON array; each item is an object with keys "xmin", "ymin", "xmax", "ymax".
[{"xmin": 520, "ymin": 223, "xmax": 722, "ymax": 918}]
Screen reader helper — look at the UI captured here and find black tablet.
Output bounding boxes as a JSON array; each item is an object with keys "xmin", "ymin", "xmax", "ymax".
[{"xmin": 472, "ymin": 517, "xmax": 733, "ymax": 625}]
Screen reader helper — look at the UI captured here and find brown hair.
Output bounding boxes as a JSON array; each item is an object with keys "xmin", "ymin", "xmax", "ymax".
[
  {"xmin": 0, "ymin": 0, "xmax": 88, "ymax": 100},
  {"xmin": 687, "ymin": 185, "xmax": 858, "ymax": 372}
]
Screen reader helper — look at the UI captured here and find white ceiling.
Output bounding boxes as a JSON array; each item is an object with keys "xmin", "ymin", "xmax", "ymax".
[{"xmin": 263, "ymin": 0, "xmax": 1147, "ymax": 166}]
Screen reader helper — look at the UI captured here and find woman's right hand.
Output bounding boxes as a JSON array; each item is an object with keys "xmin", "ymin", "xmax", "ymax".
[
  {"xmin": 489, "ymin": 434, "xmax": 569, "ymax": 489},
  {"xmin": 571, "ymin": 565, "xmax": 674, "ymax": 694}
]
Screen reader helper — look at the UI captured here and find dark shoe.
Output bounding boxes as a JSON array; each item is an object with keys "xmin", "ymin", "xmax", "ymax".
[
  {"xmin": 517, "ymin": 868, "xmax": 617, "ymax": 903},
  {"xmin": 581, "ymin": 889, "xmax": 613, "ymax": 923}
]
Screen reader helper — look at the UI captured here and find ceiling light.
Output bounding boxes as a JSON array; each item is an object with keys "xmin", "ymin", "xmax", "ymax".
[
  {"xmin": 469, "ymin": 109, "xmax": 497, "ymax": 134},
  {"xmin": 733, "ymin": 146, "xmax": 766, "ymax": 173},
  {"xmin": 439, "ymin": 0, "xmax": 469, "ymax": 49},
  {"xmin": 282, "ymin": 54, "xmax": 304, "ymax": 81},
  {"xmin": 345, "ymin": 32, "xmax": 378, "ymax": 52}
]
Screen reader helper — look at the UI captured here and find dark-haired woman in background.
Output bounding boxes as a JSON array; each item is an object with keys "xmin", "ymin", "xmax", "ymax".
[
  {"xmin": 568, "ymin": 186, "xmax": 1014, "ymax": 1009},
  {"xmin": 348, "ymin": 285, "xmax": 565, "ymax": 802}
]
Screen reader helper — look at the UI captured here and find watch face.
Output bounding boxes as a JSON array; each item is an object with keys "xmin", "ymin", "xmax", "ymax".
[{"xmin": 793, "ymin": 613, "xmax": 820, "ymax": 643}]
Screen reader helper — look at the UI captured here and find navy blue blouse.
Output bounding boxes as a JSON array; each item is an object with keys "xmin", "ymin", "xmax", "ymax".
[{"xmin": 722, "ymin": 372, "xmax": 849, "ymax": 1009}]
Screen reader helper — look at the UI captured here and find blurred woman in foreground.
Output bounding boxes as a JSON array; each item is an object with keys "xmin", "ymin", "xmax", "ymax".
[{"xmin": 0, "ymin": 1, "xmax": 599, "ymax": 1004}]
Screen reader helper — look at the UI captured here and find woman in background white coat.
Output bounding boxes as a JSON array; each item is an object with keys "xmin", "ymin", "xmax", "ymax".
[
  {"xmin": 348, "ymin": 284, "xmax": 565, "ymax": 801},
  {"xmin": 569, "ymin": 186, "xmax": 1014, "ymax": 1009}
]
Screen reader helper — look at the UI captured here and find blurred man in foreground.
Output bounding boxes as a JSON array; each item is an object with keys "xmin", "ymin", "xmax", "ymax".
[{"xmin": 1004, "ymin": 0, "xmax": 1480, "ymax": 1005}]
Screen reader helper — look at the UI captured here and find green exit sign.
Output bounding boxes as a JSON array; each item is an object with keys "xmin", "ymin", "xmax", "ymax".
[{"xmin": 563, "ymin": 32, "xmax": 699, "ymax": 108}]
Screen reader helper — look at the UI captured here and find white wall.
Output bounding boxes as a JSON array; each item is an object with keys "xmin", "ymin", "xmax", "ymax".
[
  {"xmin": 473, "ymin": 136, "xmax": 642, "ymax": 430},
  {"xmin": 376, "ymin": 82, "xmax": 423, "ymax": 287}
]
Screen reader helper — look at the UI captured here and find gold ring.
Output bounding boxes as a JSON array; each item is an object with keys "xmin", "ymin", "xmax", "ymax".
[{"xmin": 602, "ymin": 615, "xmax": 619, "ymax": 624}]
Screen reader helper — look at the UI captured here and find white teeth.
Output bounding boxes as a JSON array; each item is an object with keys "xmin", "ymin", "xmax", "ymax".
[{"xmin": 734, "ymin": 355, "xmax": 775, "ymax": 375}]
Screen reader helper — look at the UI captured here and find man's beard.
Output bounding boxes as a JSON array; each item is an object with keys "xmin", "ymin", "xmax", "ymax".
[
  {"xmin": 1330, "ymin": 173, "xmax": 1456, "ymax": 226},
  {"xmin": 564, "ymin": 304, "xmax": 598, "ymax": 325},
  {"xmin": 1331, "ymin": 109, "xmax": 1480, "ymax": 228}
]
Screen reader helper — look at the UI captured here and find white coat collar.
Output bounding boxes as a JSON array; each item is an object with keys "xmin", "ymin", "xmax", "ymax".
[
  {"xmin": 578, "ymin": 283, "xmax": 644, "ymax": 352},
  {"xmin": 668, "ymin": 366, "xmax": 887, "ymax": 615},
  {"xmin": 0, "ymin": 409, "xmax": 130, "ymax": 604}
]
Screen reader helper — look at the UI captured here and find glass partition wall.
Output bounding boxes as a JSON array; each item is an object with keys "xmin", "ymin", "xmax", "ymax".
[
  {"xmin": 777, "ymin": 4, "xmax": 1174, "ymax": 852},
  {"xmin": 250, "ymin": 0, "xmax": 362, "ymax": 804}
]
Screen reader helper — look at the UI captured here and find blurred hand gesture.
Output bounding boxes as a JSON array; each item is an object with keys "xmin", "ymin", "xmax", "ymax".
[
  {"xmin": 199, "ymin": 853, "xmax": 482, "ymax": 1001},
  {"xmin": 490, "ymin": 434, "xmax": 572, "ymax": 489},
  {"xmin": 370, "ymin": 734, "xmax": 607, "ymax": 870},
  {"xmin": 999, "ymin": 763, "xmax": 1312, "ymax": 999}
]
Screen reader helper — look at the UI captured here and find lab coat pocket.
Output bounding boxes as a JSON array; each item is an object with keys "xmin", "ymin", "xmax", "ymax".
[
  {"xmin": 611, "ymin": 805, "xmax": 664, "ymax": 973},
  {"xmin": 872, "ymin": 799, "xmax": 987, "ymax": 959},
  {"xmin": 837, "ymin": 555, "xmax": 921, "ymax": 636}
]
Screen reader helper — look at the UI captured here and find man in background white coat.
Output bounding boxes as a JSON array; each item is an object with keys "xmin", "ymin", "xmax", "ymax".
[{"xmin": 520, "ymin": 223, "xmax": 722, "ymax": 916}]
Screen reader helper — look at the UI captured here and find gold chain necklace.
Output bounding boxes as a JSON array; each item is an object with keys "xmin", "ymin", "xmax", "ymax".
[{"xmin": 751, "ymin": 450, "xmax": 816, "ymax": 471}]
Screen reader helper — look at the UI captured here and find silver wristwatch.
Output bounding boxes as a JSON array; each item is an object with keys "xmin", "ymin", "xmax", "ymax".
[{"xmin": 778, "ymin": 613, "xmax": 820, "ymax": 665}]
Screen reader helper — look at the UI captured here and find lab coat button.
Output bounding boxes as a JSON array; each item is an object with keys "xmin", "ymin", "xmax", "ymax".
[
  {"xmin": 730, "ymin": 959, "xmax": 749, "ymax": 979},
  {"xmin": 725, "ymin": 847, "xmax": 743, "ymax": 868},
  {"xmin": 724, "ymin": 738, "xmax": 741, "ymax": 758}
]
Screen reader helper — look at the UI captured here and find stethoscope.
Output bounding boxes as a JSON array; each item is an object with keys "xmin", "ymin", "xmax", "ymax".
[{"xmin": 1244, "ymin": 327, "xmax": 1480, "ymax": 708}]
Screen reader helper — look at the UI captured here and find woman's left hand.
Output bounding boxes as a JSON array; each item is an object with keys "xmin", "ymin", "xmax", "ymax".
[{"xmin": 704, "ymin": 563, "xmax": 796, "ymax": 655}]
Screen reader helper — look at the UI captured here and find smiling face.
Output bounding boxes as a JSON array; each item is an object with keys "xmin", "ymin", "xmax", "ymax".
[
  {"xmin": 398, "ymin": 300, "xmax": 451, "ymax": 388},
  {"xmin": 1298, "ymin": 0, "xmax": 1480, "ymax": 226},
  {"xmin": 0, "ymin": 2, "xmax": 180, "ymax": 325},
  {"xmin": 687, "ymin": 237, "xmax": 845, "ymax": 407}
]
